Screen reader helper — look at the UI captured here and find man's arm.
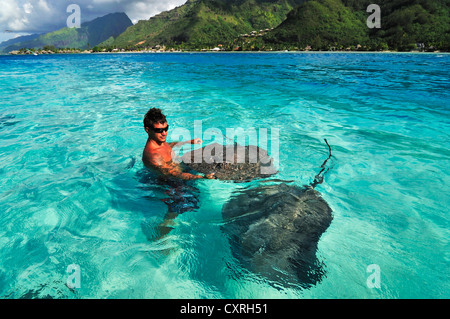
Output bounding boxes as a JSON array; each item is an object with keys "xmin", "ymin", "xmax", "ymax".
[
  {"xmin": 168, "ymin": 138, "xmax": 202, "ymax": 149},
  {"xmin": 149, "ymin": 153, "xmax": 206, "ymax": 180}
]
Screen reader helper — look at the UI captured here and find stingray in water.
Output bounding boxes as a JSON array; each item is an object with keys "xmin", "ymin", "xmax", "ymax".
[
  {"xmin": 183, "ymin": 139, "xmax": 334, "ymax": 287},
  {"xmin": 181, "ymin": 142, "xmax": 278, "ymax": 181},
  {"xmin": 222, "ymin": 183, "xmax": 332, "ymax": 288}
]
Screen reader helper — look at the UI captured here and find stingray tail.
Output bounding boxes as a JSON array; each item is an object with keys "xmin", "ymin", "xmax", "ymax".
[{"xmin": 309, "ymin": 139, "xmax": 332, "ymax": 189}]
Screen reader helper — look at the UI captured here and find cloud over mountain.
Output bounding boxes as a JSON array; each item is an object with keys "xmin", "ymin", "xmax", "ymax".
[{"xmin": 0, "ymin": 0, "xmax": 186, "ymax": 33}]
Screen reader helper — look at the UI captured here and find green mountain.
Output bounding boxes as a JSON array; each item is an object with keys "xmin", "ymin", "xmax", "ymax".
[
  {"xmin": 5, "ymin": 0, "xmax": 447, "ymax": 52},
  {"xmin": 364, "ymin": 0, "xmax": 450, "ymax": 51},
  {"xmin": 263, "ymin": 0, "xmax": 368, "ymax": 49},
  {"xmin": 2, "ymin": 12, "xmax": 133, "ymax": 53},
  {"xmin": 109, "ymin": 0, "xmax": 307, "ymax": 49},
  {"xmin": 264, "ymin": 0, "xmax": 450, "ymax": 51},
  {"xmin": 0, "ymin": 34, "xmax": 42, "ymax": 53}
]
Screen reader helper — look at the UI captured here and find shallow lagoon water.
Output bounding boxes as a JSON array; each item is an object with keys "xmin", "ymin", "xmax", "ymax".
[{"xmin": 0, "ymin": 52, "xmax": 448, "ymax": 298}]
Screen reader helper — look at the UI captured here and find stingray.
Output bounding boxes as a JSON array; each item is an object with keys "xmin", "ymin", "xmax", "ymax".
[
  {"xmin": 181, "ymin": 142, "xmax": 278, "ymax": 181},
  {"xmin": 220, "ymin": 140, "xmax": 333, "ymax": 287},
  {"xmin": 221, "ymin": 183, "xmax": 332, "ymax": 288}
]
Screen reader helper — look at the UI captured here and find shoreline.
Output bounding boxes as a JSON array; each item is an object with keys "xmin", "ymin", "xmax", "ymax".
[{"xmin": 2, "ymin": 50, "xmax": 448, "ymax": 56}]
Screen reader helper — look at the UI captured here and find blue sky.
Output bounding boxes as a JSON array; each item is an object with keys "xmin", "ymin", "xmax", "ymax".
[{"xmin": 0, "ymin": 0, "xmax": 187, "ymax": 43}]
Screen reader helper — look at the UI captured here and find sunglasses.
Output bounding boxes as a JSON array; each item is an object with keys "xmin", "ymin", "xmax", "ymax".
[{"xmin": 151, "ymin": 125, "xmax": 169, "ymax": 133}]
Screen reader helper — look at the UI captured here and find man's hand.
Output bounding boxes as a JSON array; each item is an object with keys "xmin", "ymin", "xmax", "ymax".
[{"xmin": 191, "ymin": 138, "xmax": 203, "ymax": 145}]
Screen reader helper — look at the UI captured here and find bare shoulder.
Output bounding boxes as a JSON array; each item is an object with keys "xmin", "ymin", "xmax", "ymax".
[{"xmin": 142, "ymin": 148, "xmax": 165, "ymax": 168}]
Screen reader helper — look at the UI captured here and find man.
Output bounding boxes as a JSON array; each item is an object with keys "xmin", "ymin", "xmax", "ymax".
[{"xmin": 142, "ymin": 108, "xmax": 215, "ymax": 180}]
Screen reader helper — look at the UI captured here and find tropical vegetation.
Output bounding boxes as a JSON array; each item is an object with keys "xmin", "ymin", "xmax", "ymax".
[{"xmin": 3, "ymin": 0, "xmax": 449, "ymax": 53}]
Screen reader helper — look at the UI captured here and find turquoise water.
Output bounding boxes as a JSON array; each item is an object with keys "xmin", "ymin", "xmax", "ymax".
[{"xmin": 0, "ymin": 52, "xmax": 448, "ymax": 298}]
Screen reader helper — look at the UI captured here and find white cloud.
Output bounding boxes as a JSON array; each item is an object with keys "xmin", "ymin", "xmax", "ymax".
[
  {"xmin": 126, "ymin": 0, "xmax": 184, "ymax": 23},
  {"xmin": 0, "ymin": 0, "xmax": 187, "ymax": 33},
  {"xmin": 23, "ymin": 2, "xmax": 33, "ymax": 14},
  {"xmin": 0, "ymin": 1, "xmax": 21, "ymax": 27},
  {"xmin": 37, "ymin": 0, "xmax": 50, "ymax": 12}
]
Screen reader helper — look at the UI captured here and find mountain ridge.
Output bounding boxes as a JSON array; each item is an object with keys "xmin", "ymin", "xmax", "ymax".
[
  {"xmin": 263, "ymin": 0, "xmax": 450, "ymax": 51},
  {"xmin": 3, "ymin": 0, "xmax": 448, "ymax": 53},
  {"xmin": 108, "ymin": 0, "xmax": 307, "ymax": 49},
  {"xmin": 1, "ymin": 12, "xmax": 133, "ymax": 53},
  {"xmin": 106, "ymin": 0, "xmax": 449, "ymax": 51}
]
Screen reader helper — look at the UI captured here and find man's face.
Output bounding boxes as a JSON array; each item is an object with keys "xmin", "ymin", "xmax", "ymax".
[{"xmin": 148, "ymin": 121, "xmax": 169, "ymax": 143}]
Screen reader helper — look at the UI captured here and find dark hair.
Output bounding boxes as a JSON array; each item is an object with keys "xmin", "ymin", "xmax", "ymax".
[{"xmin": 143, "ymin": 108, "xmax": 167, "ymax": 129}]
